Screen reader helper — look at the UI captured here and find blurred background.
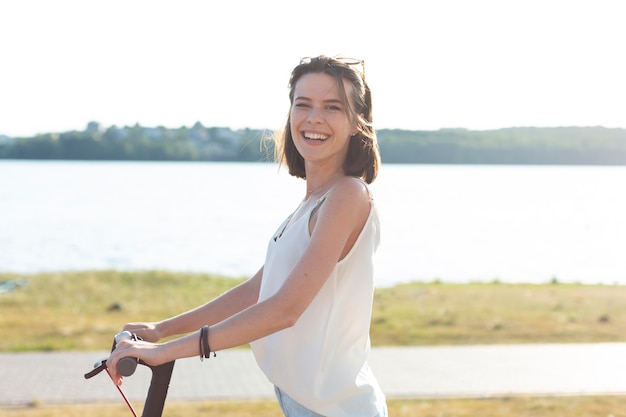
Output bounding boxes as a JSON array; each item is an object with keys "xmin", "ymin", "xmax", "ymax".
[{"xmin": 1, "ymin": 0, "xmax": 625, "ymax": 285}]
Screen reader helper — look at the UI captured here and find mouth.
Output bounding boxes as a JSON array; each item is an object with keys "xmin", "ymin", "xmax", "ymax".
[{"xmin": 303, "ymin": 131, "xmax": 329, "ymax": 141}]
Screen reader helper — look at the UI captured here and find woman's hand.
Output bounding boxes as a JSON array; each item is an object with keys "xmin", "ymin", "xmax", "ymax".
[
  {"xmin": 121, "ymin": 322, "xmax": 162, "ymax": 343},
  {"xmin": 106, "ymin": 338, "xmax": 168, "ymax": 386}
]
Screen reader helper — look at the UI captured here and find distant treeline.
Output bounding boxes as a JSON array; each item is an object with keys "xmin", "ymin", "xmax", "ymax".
[
  {"xmin": 380, "ymin": 126, "xmax": 626, "ymax": 164},
  {"xmin": 0, "ymin": 122, "xmax": 271, "ymax": 162},
  {"xmin": 1, "ymin": 122, "xmax": 625, "ymax": 165}
]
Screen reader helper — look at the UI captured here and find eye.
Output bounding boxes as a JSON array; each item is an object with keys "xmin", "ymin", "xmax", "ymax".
[
  {"xmin": 326, "ymin": 105, "xmax": 342, "ymax": 111},
  {"xmin": 293, "ymin": 102, "xmax": 310, "ymax": 109}
]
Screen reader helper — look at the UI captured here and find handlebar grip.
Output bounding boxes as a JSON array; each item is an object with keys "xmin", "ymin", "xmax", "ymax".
[
  {"xmin": 113, "ymin": 331, "xmax": 140, "ymax": 376},
  {"xmin": 117, "ymin": 356, "xmax": 139, "ymax": 376}
]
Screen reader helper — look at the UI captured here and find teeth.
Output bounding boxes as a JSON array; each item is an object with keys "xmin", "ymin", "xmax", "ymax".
[{"xmin": 304, "ymin": 132, "xmax": 328, "ymax": 140}]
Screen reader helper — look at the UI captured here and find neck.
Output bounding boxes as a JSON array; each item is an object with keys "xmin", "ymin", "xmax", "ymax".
[{"xmin": 305, "ymin": 169, "xmax": 344, "ymax": 199}]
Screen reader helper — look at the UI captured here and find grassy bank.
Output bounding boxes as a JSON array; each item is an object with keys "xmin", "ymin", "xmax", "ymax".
[
  {"xmin": 2, "ymin": 396, "xmax": 626, "ymax": 417},
  {"xmin": 1, "ymin": 270, "xmax": 626, "ymax": 352},
  {"xmin": 2, "ymin": 271, "xmax": 626, "ymax": 416}
]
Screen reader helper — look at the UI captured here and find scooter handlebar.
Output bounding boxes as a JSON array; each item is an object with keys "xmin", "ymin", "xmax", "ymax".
[
  {"xmin": 113, "ymin": 331, "xmax": 139, "ymax": 376},
  {"xmin": 85, "ymin": 332, "xmax": 176, "ymax": 417}
]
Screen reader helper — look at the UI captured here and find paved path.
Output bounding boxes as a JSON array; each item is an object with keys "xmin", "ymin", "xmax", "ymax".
[{"xmin": 2, "ymin": 344, "xmax": 626, "ymax": 407}]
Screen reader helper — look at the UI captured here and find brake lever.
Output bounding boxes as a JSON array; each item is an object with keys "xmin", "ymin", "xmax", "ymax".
[
  {"xmin": 84, "ymin": 357, "xmax": 109, "ymax": 379},
  {"xmin": 84, "ymin": 331, "xmax": 142, "ymax": 379}
]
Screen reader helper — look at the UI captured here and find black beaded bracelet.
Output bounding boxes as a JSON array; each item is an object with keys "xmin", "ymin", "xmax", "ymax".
[{"xmin": 200, "ymin": 325, "xmax": 216, "ymax": 360}]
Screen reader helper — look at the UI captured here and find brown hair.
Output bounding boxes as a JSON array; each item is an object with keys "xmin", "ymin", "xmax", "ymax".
[{"xmin": 273, "ymin": 56, "xmax": 380, "ymax": 184}]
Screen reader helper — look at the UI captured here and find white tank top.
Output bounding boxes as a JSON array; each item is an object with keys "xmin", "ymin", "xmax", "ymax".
[{"xmin": 250, "ymin": 192, "xmax": 386, "ymax": 417}]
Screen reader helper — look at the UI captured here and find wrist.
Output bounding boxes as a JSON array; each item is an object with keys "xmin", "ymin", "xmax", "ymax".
[{"xmin": 153, "ymin": 321, "xmax": 169, "ymax": 340}]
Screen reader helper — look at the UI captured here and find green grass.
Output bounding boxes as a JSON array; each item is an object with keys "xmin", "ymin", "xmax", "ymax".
[
  {"xmin": 0, "ymin": 271, "xmax": 240, "ymax": 351},
  {"xmin": 1, "ymin": 271, "xmax": 626, "ymax": 352},
  {"xmin": 373, "ymin": 280, "xmax": 626, "ymax": 346}
]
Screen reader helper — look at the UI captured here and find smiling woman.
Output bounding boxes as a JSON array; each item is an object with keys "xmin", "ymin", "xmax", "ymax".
[
  {"xmin": 252, "ymin": 55, "xmax": 385, "ymax": 417},
  {"xmin": 103, "ymin": 56, "xmax": 388, "ymax": 417}
]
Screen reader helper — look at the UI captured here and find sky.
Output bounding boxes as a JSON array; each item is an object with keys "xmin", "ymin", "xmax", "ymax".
[{"xmin": 1, "ymin": 0, "xmax": 624, "ymax": 137}]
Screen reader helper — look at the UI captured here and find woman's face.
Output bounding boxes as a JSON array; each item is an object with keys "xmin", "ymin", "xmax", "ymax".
[{"xmin": 289, "ymin": 72, "xmax": 357, "ymax": 169}]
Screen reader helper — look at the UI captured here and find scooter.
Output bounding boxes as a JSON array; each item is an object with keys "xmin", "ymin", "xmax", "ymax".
[{"xmin": 84, "ymin": 331, "xmax": 175, "ymax": 417}]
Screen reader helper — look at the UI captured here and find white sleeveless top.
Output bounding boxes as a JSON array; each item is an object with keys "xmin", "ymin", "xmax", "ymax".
[{"xmin": 250, "ymin": 192, "xmax": 386, "ymax": 417}]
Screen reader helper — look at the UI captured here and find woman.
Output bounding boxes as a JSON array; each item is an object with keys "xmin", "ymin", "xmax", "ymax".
[{"xmin": 107, "ymin": 55, "xmax": 387, "ymax": 417}]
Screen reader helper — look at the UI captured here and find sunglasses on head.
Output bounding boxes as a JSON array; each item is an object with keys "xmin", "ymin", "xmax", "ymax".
[{"xmin": 299, "ymin": 56, "xmax": 365, "ymax": 81}]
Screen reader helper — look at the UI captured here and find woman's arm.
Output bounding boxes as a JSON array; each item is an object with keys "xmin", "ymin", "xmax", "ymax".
[
  {"xmin": 207, "ymin": 177, "xmax": 372, "ymax": 349},
  {"xmin": 108, "ymin": 178, "xmax": 371, "ymax": 384},
  {"xmin": 122, "ymin": 267, "xmax": 263, "ymax": 342}
]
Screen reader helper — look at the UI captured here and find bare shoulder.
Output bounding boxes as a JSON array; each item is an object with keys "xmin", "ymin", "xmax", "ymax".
[
  {"xmin": 310, "ymin": 177, "xmax": 372, "ymax": 252},
  {"xmin": 324, "ymin": 177, "xmax": 372, "ymax": 214}
]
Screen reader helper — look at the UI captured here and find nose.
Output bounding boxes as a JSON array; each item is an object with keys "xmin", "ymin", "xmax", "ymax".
[{"xmin": 306, "ymin": 106, "xmax": 323, "ymax": 124}]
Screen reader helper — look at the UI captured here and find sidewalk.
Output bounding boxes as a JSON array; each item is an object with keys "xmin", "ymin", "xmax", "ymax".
[{"xmin": 2, "ymin": 344, "xmax": 626, "ymax": 407}]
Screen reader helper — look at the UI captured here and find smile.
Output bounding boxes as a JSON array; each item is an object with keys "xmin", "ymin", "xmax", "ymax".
[{"xmin": 303, "ymin": 131, "xmax": 329, "ymax": 141}]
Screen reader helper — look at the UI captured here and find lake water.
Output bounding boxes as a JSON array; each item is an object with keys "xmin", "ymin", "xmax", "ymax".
[{"xmin": 1, "ymin": 161, "xmax": 625, "ymax": 287}]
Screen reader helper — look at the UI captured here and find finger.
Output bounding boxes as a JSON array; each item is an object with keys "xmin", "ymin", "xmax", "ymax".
[
  {"xmin": 107, "ymin": 345, "xmax": 128, "ymax": 381},
  {"xmin": 115, "ymin": 374, "xmax": 123, "ymax": 386},
  {"xmin": 123, "ymin": 322, "xmax": 146, "ymax": 331},
  {"xmin": 130, "ymin": 328, "xmax": 155, "ymax": 343},
  {"xmin": 106, "ymin": 366, "xmax": 123, "ymax": 386},
  {"xmin": 106, "ymin": 358, "xmax": 120, "ymax": 384}
]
